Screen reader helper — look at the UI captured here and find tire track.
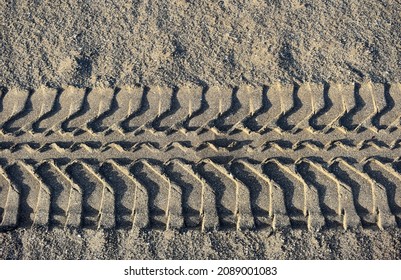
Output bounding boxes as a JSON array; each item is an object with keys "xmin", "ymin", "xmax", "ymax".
[
  {"xmin": 0, "ymin": 157, "xmax": 400, "ymax": 230},
  {"xmin": 0, "ymin": 83, "xmax": 401, "ymax": 231}
]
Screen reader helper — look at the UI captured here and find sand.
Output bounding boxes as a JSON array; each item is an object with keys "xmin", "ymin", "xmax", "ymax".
[{"xmin": 1, "ymin": 0, "xmax": 401, "ymax": 260}]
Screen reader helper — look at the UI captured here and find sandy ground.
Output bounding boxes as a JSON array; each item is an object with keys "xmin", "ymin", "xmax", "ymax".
[
  {"xmin": 1, "ymin": 0, "xmax": 401, "ymax": 260},
  {"xmin": 1, "ymin": 0, "xmax": 400, "ymax": 89},
  {"xmin": 1, "ymin": 228, "xmax": 400, "ymax": 260}
]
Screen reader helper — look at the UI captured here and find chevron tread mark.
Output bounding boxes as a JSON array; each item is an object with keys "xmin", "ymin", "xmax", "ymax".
[
  {"xmin": 66, "ymin": 161, "xmax": 115, "ymax": 229},
  {"xmin": 285, "ymin": 83, "xmax": 325, "ymax": 133},
  {"xmin": 157, "ymin": 85, "xmax": 203, "ymax": 133},
  {"xmin": 0, "ymin": 82, "xmax": 400, "ymax": 135},
  {"xmin": 165, "ymin": 159, "xmax": 218, "ymax": 230},
  {"xmin": 101, "ymin": 86, "xmax": 142, "ymax": 134},
  {"xmin": 130, "ymin": 160, "xmax": 184, "ymax": 230},
  {"xmin": 364, "ymin": 159, "xmax": 401, "ymax": 227},
  {"xmin": 230, "ymin": 159, "xmax": 273, "ymax": 228},
  {"xmin": 36, "ymin": 161, "xmax": 83, "ymax": 228},
  {"xmin": 102, "ymin": 160, "xmax": 149, "ymax": 229},
  {"xmin": 0, "ymin": 157, "xmax": 400, "ymax": 230},
  {"xmin": 197, "ymin": 159, "xmax": 253, "ymax": 229},
  {"xmin": 0, "ymin": 165, "xmax": 19, "ymax": 229},
  {"xmin": 5, "ymin": 161, "xmax": 51, "ymax": 228},
  {"xmin": 0, "ymin": 83, "xmax": 400, "ymax": 231},
  {"xmin": 328, "ymin": 158, "xmax": 380, "ymax": 227},
  {"xmin": 379, "ymin": 83, "xmax": 401, "ymax": 131},
  {"xmin": 40, "ymin": 86, "xmax": 86, "ymax": 135}
]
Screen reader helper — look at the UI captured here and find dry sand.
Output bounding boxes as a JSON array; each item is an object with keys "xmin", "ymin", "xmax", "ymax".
[
  {"xmin": 1, "ymin": 228, "xmax": 401, "ymax": 260},
  {"xmin": 1, "ymin": 0, "xmax": 401, "ymax": 260},
  {"xmin": 1, "ymin": 0, "xmax": 400, "ymax": 89}
]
